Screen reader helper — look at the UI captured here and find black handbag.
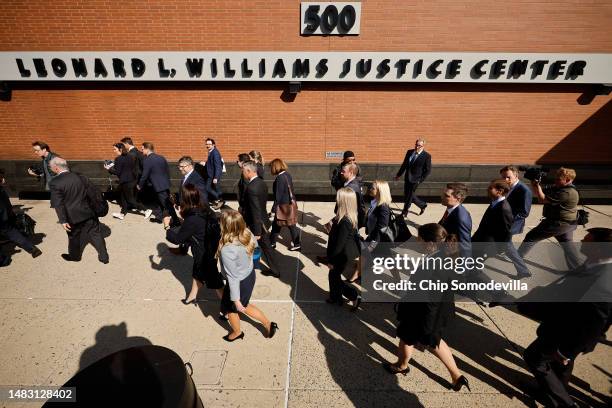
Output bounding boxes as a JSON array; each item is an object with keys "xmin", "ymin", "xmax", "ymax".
[{"xmin": 380, "ymin": 209, "xmax": 412, "ymax": 242}]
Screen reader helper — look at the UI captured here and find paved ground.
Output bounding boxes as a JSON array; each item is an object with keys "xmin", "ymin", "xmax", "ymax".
[{"xmin": 1, "ymin": 200, "xmax": 611, "ymax": 408}]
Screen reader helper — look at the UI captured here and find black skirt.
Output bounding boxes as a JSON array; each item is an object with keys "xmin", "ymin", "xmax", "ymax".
[
  {"xmin": 396, "ymin": 301, "xmax": 455, "ymax": 348},
  {"xmin": 193, "ymin": 256, "xmax": 224, "ymax": 290},
  {"xmin": 220, "ymin": 269, "xmax": 256, "ymax": 314}
]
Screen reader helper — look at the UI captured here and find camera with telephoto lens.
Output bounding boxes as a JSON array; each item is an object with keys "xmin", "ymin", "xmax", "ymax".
[{"xmin": 519, "ymin": 166, "xmax": 548, "ymax": 183}]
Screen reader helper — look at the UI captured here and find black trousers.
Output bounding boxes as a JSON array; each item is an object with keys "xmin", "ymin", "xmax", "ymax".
[
  {"xmin": 402, "ymin": 181, "xmax": 427, "ymax": 213},
  {"xmin": 523, "ymin": 337, "xmax": 575, "ymax": 407},
  {"xmin": 1, "ymin": 226, "xmax": 35, "ymax": 253},
  {"xmin": 328, "ymin": 262, "xmax": 359, "ymax": 302},
  {"xmin": 67, "ymin": 218, "xmax": 108, "ymax": 262},
  {"xmin": 518, "ymin": 220, "xmax": 582, "ymax": 270},
  {"xmin": 270, "ymin": 220, "xmax": 301, "ymax": 246},
  {"xmin": 152, "ymin": 189, "xmax": 178, "ymax": 222},
  {"xmin": 256, "ymin": 228, "xmax": 278, "ymax": 274},
  {"xmin": 118, "ymin": 181, "xmax": 146, "ymax": 214}
]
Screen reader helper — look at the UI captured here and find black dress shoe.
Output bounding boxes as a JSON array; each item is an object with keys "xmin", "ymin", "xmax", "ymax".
[
  {"xmin": 351, "ymin": 295, "xmax": 362, "ymax": 312},
  {"xmin": 325, "ymin": 298, "xmax": 343, "ymax": 306},
  {"xmin": 261, "ymin": 269, "xmax": 280, "ymax": 278},
  {"xmin": 223, "ymin": 332, "xmax": 244, "ymax": 342},
  {"xmin": 99, "ymin": 258, "xmax": 110, "ymax": 264},
  {"xmin": 383, "ymin": 361, "xmax": 410, "ymax": 376},
  {"xmin": 268, "ymin": 322, "xmax": 279, "ymax": 339},
  {"xmin": 149, "ymin": 218, "xmax": 162, "ymax": 224},
  {"xmin": 30, "ymin": 247, "xmax": 42, "ymax": 258},
  {"xmin": 419, "ymin": 205, "xmax": 427, "ymax": 216},
  {"xmin": 512, "ymin": 272, "xmax": 532, "ymax": 280},
  {"xmin": 61, "ymin": 254, "xmax": 80, "ymax": 262},
  {"xmin": 452, "ymin": 375, "xmax": 471, "ymax": 392}
]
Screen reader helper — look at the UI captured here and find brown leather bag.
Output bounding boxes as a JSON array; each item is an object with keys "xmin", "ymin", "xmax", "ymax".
[{"xmin": 275, "ymin": 174, "xmax": 298, "ymax": 226}]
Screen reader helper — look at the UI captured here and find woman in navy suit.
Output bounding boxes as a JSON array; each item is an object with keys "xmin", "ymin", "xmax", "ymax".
[{"xmin": 269, "ymin": 159, "xmax": 301, "ymax": 251}]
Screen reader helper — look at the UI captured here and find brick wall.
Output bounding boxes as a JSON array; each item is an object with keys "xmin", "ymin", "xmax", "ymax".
[{"xmin": 1, "ymin": 0, "xmax": 611, "ymax": 164}]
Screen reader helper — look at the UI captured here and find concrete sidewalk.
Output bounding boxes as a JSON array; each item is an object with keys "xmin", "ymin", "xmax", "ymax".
[{"xmin": 1, "ymin": 200, "xmax": 611, "ymax": 407}]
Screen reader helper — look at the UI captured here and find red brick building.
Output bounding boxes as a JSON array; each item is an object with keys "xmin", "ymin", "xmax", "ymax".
[{"xmin": 1, "ymin": 1, "xmax": 611, "ymax": 197}]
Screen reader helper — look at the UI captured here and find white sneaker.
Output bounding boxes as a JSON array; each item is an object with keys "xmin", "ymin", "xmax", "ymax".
[
  {"xmin": 112, "ymin": 212, "xmax": 125, "ymax": 220},
  {"xmin": 143, "ymin": 209, "xmax": 153, "ymax": 219}
]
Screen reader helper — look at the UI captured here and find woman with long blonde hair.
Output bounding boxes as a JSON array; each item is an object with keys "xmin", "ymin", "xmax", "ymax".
[
  {"xmin": 326, "ymin": 187, "xmax": 361, "ymax": 310},
  {"xmin": 217, "ymin": 210, "xmax": 278, "ymax": 341}
]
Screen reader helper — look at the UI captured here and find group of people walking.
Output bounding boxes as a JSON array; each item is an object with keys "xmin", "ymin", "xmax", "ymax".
[{"xmin": 1, "ymin": 136, "xmax": 609, "ymax": 407}]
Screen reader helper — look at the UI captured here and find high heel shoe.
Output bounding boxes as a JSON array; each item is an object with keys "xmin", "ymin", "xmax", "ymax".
[
  {"xmin": 223, "ymin": 332, "xmax": 245, "ymax": 342},
  {"xmin": 181, "ymin": 298, "xmax": 197, "ymax": 306},
  {"xmin": 383, "ymin": 361, "xmax": 410, "ymax": 376},
  {"xmin": 452, "ymin": 375, "xmax": 471, "ymax": 392},
  {"xmin": 268, "ymin": 322, "xmax": 279, "ymax": 339},
  {"xmin": 348, "ymin": 276, "xmax": 361, "ymax": 284}
]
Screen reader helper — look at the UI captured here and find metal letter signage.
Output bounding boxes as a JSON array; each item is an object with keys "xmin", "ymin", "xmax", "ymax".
[
  {"xmin": 301, "ymin": 2, "xmax": 361, "ymax": 35},
  {"xmin": 1, "ymin": 52, "xmax": 611, "ymax": 84}
]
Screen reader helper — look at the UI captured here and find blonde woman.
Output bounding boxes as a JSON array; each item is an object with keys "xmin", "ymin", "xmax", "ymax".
[
  {"xmin": 326, "ymin": 187, "xmax": 361, "ymax": 310},
  {"xmin": 217, "ymin": 210, "xmax": 278, "ymax": 342},
  {"xmin": 249, "ymin": 150, "xmax": 265, "ymax": 179},
  {"xmin": 365, "ymin": 180, "xmax": 392, "ymax": 242}
]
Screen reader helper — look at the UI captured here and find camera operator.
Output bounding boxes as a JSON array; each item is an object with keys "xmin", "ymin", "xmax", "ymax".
[{"xmin": 518, "ymin": 167, "xmax": 583, "ymax": 270}]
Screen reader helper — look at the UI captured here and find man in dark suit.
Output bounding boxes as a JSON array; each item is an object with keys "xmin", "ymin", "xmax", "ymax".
[
  {"xmin": 330, "ymin": 150, "xmax": 361, "ymax": 191},
  {"xmin": 48, "ymin": 157, "xmax": 109, "ymax": 264},
  {"xmin": 137, "ymin": 142, "xmax": 176, "ymax": 224},
  {"xmin": 241, "ymin": 161, "xmax": 279, "ymax": 278},
  {"xmin": 523, "ymin": 227, "xmax": 611, "ymax": 407},
  {"xmin": 27, "ymin": 141, "xmax": 58, "ymax": 191},
  {"xmin": 121, "ymin": 137, "xmax": 144, "ymax": 180},
  {"xmin": 394, "ymin": 138, "xmax": 432, "ymax": 218},
  {"xmin": 204, "ymin": 138, "xmax": 224, "ymax": 209},
  {"xmin": 0, "ymin": 170, "xmax": 42, "ymax": 265},
  {"xmin": 439, "ymin": 183, "xmax": 472, "ymax": 243},
  {"xmin": 500, "ymin": 165, "xmax": 533, "ymax": 278},
  {"xmin": 340, "ymin": 162, "xmax": 366, "ymax": 228},
  {"xmin": 178, "ymin": 156, "xmax": 207, "ymax": 205},
  {"xmin": 472, "ymin": 179, "xmax": 513, "ymax": 243}
]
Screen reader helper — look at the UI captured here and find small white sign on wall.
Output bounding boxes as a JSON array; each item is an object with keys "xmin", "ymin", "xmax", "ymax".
[{"xmin": 301, "ymin": 2, "xmax": 361, "ymax": 35}]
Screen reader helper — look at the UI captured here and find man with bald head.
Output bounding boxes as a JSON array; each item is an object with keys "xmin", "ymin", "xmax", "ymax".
[{"xmin": 49, "ymin": 157, "xmax": 109, "ymax": 264}]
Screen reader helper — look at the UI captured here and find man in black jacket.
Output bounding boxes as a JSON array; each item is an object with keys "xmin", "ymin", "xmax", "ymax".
[
  {"xmin": 49, "ymin": 157, "xmax": 109, "ymax": 264},
  {"xmin": 241, "ymin": 161, "xmax": 279, "ymax": 278},
  {"xmin": 472, "ymin": 179, "xmax": 513, "ymax": 243},
  {"xmin": 523, "ymin": 227, "xmax": 612, "ymax": 407},
  {"xmin": 137, "ymin": 142, "xmax": 176, "ymax": 224},
  {"xmin": 331, "ymin": 151, "xmax": 361, "ymax": 191},
  {"xmin": 394, "ymin": 139, "xmax": 432, "ymax": 218},
  {"xmin": 121, "ymin": 137, "xmax": 144, "ymax": 179},
  {"xmin": 27, "ymin": 141, "xmax": 57, "ymax": 191},
  {"xmin": 0, "ymin": 170, "xmax": 42, "ymax": 266},
  {"xmin": 340, "ymin": 163, "xmax": 366, "ymax": 229}
]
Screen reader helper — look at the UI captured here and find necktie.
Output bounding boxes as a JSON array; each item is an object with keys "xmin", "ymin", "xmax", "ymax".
[
  {"xmin": 439, "ymin": 211, "xmax": 449, "ymax": 224},
  {"xmin": 409, "ymin": 152, "xmax": 417, "ymax": 165}
]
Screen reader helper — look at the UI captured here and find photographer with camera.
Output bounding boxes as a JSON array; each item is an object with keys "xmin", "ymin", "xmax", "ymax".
[
  {"xmin": 518, "ymin": 167, "xmax": 583, "ymax": 270},
  {"xmin": 27, "ymin": 141, "xmax": 57, "ymax": 191}
]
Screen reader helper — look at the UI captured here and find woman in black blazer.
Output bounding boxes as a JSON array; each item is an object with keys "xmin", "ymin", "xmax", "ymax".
[
  {"xmin": 365, "ymin": 180, "xmax": 392, "ymax": 242},
  {"xmin": 249, "ymin": 150, "xmax": 265, "ymax": 179},
  {"xmin": 163, "ymin": 184, "xmax": 224, "ymax": 305},
  {"xmin": 269, "ymin": 159, "xmax": 301, "ymax": 251},
  {"xmin": 383, "ymin": 223, "xmax": 470, "ymax": 392},
  {"xmin": 104, "ymin": 143, "xmax": 147, "ymax": 220},
  {"xmin": 326, "ymin": 187, "xmax": 361, "ymax": 310}
]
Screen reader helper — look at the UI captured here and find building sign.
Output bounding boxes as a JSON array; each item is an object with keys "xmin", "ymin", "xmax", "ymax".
[
  {"xmin": 325, "ymin": 151, "xmax": 345, "ymax": 159},
  {"xmin": 1, "ymin": 52, "xmax": 611, "ymax": 84},
  {"xmin": 301, "ymin": 2, "xmax": 361, "ymax": 35}
]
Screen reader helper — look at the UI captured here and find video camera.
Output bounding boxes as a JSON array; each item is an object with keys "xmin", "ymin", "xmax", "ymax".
[{"xmin": 519, "ymin": 166, "xmax": 548, "ymax": 183}]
